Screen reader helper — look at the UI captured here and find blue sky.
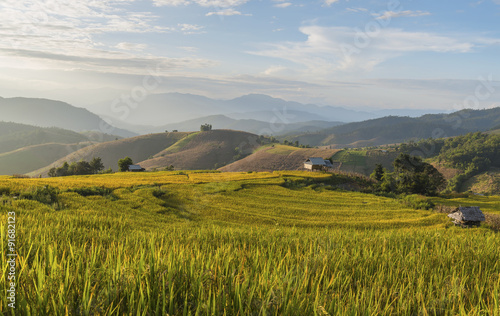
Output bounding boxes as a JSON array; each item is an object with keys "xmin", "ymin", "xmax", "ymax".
[{"xmin": 0, "ymin": 0, "xmax": 499, "ymax": 112}]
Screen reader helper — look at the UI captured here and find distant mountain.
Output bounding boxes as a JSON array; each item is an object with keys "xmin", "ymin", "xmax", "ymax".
[
  {"xmin": 89, "ymin": 93, "xmax": 376, "ymax": 126},
  {"xmin": 0, "ymin": 97, "xmax": 136, "ymax": 138},
  {"xmin": 285, "ymin": 107, "xmax": 500, "ymax": 147}
]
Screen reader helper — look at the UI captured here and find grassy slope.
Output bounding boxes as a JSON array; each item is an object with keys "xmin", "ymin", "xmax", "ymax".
[
  {"xmin": 28, "ymin": 132, "xmax": 189, "ymax": 176},
  {"xmin": 0, "ymin": 143, "xmax": 94, "ymax": 175},
  {"xmin": 220, "ymin": 144, "xmax": 340, "ymax": 172},
  {"xmin": 0, "ymin": 171, "xmax": 499, "ymax": 314},
  {"xmin": 139, "ymin": 130, "xmax": 262, "ymax": 170}
]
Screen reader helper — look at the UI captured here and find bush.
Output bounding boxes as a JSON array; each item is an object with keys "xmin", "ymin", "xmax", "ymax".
[
  {"xmin": 19, "ymin": 186, "xmax": 59, "ymax": 206},
  {"xmin": 0, "ymin": 187, "xmax": 11, "ymax": 196},
  {"xmin": 67, "ymin": 186, "xmax": 115, "ymax": 198}
]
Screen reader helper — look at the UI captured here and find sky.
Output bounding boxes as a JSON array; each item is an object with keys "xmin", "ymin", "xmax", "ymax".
[{"xmin": 1, "ymin": 0, "xmax": 500, "ymax": 113}]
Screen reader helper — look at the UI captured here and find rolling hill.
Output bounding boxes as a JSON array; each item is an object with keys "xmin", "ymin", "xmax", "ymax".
[
  {"xmin": 219, "ymin": 144, "xmax": 340, "ymax": 172},
  {"xmin": 28, "ymin": 132, "xmax": 190, "ymax": 176},
  {"xmin": 0, "ymin": 121, "xmax": 90, "ymax": 154},
  {"xmin": 0, "ymin": 143, "xmax": 93, "ymax": 175},
  {"xmin": 0, "ymin": 122, "xmax": 126, "ymax": 175},
  {"xmin": 138, "ymin": 130, "xmax": 264, "ymax": 170},
  {"xmin": 0, "ymin": 97, "xmax": 136, "ymax": 137}
]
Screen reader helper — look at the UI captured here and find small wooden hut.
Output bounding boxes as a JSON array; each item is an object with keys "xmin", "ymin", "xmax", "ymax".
[{"xmin": 447, "ymin": 206, "xmax": 485, "ymax": 227}]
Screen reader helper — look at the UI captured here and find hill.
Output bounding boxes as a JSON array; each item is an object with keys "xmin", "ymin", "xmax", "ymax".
[
  {"xmin": 0, "ymin": 97, "xmax": 135, "ymax": 137},
  {"xmin": 286, "ymin": 107, "xmax": 500, "ymax": 147},
  {"xmin": 0, "ymin": 121, "xmax": 92, "ymax": 154},
  {"xmin": 0, "ymin": 143, "xmax": 93, "ymax": 175},
  {"xmin": 138, "ymin": 130, "xmax": 264, "ymax": 170},
  {"xmin": 220, "ymin": 144, "xmax": 340, "ymax": 172},
  {"xmin": 29, "ymin": 132, "xmax": 190, "ymax": 176}
]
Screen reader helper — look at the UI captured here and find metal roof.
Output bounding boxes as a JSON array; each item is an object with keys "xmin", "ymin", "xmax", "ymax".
[
  {"xmin": 304, "ymin": 157, "xmax": 327, "ymax": 165},
  {"xmin": 128, "ymin": 165, "xmax": 143, "ymax": 170}
]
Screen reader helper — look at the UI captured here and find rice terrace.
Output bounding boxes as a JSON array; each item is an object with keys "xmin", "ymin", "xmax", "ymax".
[{"xmin": 1, "ymin": 170, "xmax": 499, "ymax": 315}]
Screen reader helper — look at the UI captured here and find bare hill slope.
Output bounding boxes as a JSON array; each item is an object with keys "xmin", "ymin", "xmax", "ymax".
[
  {"xmin": 138, "ymin": 130, "xmax": 262, "ymax": 170},
  {"xmin": 219, "ymin": 145, "xmax": 340, "ymax": 172}
]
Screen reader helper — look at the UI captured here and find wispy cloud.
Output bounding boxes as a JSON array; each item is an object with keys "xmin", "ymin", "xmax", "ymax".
[
  {"xmin": 153, "ymin": 0, "xmax": 249, "ymax": 7},
  {"xmin": 374, "ymin": 10, "xmax": 431, "ymax": 20},
  {"xmin": 324, "ymin": 0, "xmax": 339, "ymax": 6},
  {"xmin": 0, "ymin": 1, "xmax": 212, "ymax": 74},
  {"xmin": 249, "ymin": 26, "xmax": 479, "ymax": 75},
  {"xmin": 115, "ymin": 42, "xmax": 148, "ymax": 51},
  {"xmin": 206, "ymin": 8, "xmax": 251, "ymax": 16},
  {"xmin": 274, "ymin": 2, "xmax": 292, "ymax": 8},
  {"xmin": 346, "ymin": 7, "xmax": 368, "ymax": 13}
]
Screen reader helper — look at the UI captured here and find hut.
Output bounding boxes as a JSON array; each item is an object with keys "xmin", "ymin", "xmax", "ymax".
[
  {"xmin": 304, "ymin": 158, "xmax": 341, "ymax": 171},
  {"xmin": 447, "ymin": 206, "xmax": 485, "ymax": 227},
  {"xmin": 304, "ymin": 158, "xmax": 328, "ymax": 171},
  {"xmin": 128, "ymin": 164, "xmax": 145, "ymax": 172}
]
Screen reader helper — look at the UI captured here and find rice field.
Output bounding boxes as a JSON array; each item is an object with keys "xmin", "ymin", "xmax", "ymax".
[{"xmin": 1, "ymin": 171, "xmax": 499, "ymax": 315}]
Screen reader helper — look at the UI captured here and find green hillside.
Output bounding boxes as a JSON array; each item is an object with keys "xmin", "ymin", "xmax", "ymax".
[
  {"xmin": 0, "ymin": 171, "xmax": 499, "ymax": 314},
  {"xmin": 286, "ymin": 107, "xmax": 500, "ymax": 147},
  {"xmin": 0, "ymin": 121, "xmax": 89, "ymax": 154},
  {"xmin": 0, "ymin": 143, "xmax": 93, "ymax": 175}
]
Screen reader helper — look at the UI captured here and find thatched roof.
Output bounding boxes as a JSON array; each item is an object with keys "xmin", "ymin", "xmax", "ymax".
[{"xmin": 448, "ymin": 206, "xmax": 485, "ymax": 222}]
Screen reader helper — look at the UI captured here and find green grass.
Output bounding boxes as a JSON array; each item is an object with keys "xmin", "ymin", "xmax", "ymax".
[
  {"xmin": 158, "ymin": 132, "xmax": 200, "ymax": 155},
  {"xmin": 1, "ymin": 171, "xmax": 499, "ymax": 315},
  {"xmin": 331, "ymin": 150, "xmax": 367, "ymax": 166},
  {"xmin": 430, "ymin": 194, "xmax": 500, "ymax": 215}
]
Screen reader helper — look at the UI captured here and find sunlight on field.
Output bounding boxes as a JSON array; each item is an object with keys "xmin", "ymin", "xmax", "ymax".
[{"xmin": 1, "ymin": 171, "xmax": 499, "ymax": 315}]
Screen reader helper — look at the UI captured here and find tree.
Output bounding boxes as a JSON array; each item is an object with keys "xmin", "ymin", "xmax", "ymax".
[
  {"xmin": 48, "ymin": 168, "xmax": 57, "ymax": 177},
  {"xmin": 118, "ymin": 157, "xmax": 133, "ymax": 172},
  {"xmin": 90, "ymin": 157, "xmax": 105, "ymax": 174},
  {"xmin": 373, "ymin": 153, "xmax": 445, "ymax": 196},
  {"xmin": 392, "ymin": 153, "xmax": 445, "ymax": 196},
  {"xmin": 200, "ymin": 124, "xmax": 212, "ymax": 131},
  {"xmin": 370, "ymin": 164, "xmax": 385, "ymax": 182}
]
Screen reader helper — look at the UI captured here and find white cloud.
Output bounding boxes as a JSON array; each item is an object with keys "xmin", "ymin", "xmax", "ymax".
[
  {"xmin": 346, "ymin": 7, "xmax": 368, "ymax": 13},
  {"xmin": 275, "ymin": 3, "xmax": 292, "ymax": 8},
  {"xmin": 374, "ymin": 10, "xmax": 431, "ymax": 20},
  {"xmin": 178, "ymin": 46, "xmax": 199, "ymax": 52},
  {"xmin": 0, "ymin": 1, "xmax": 213, "ymax": 74},
  {"xmin": 249, "ymin": 26, "xmax": 479, "ymax": 75},
  {"xmin": 206, "ymin": 8, "xmax": 251, "ymax": 16},
  {"xmin": 115, "ymin": 42, "xmax": 148, "ymax": 51},
  {"xmin": 153, "ymin": 0, "xmax": 249, "ymax": 7},
  {"xmin": 324, "ymin": 0, "xmax": 339, "ymax": 6}
]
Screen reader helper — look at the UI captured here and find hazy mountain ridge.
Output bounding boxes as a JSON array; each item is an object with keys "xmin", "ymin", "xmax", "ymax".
[
  {"xmin": 89, "ymin": 92, "xmax": 377, "ymax": 127},
  {"xmin": 0, "ymin": 97, "xmax": 136, "ymax": 138}
]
